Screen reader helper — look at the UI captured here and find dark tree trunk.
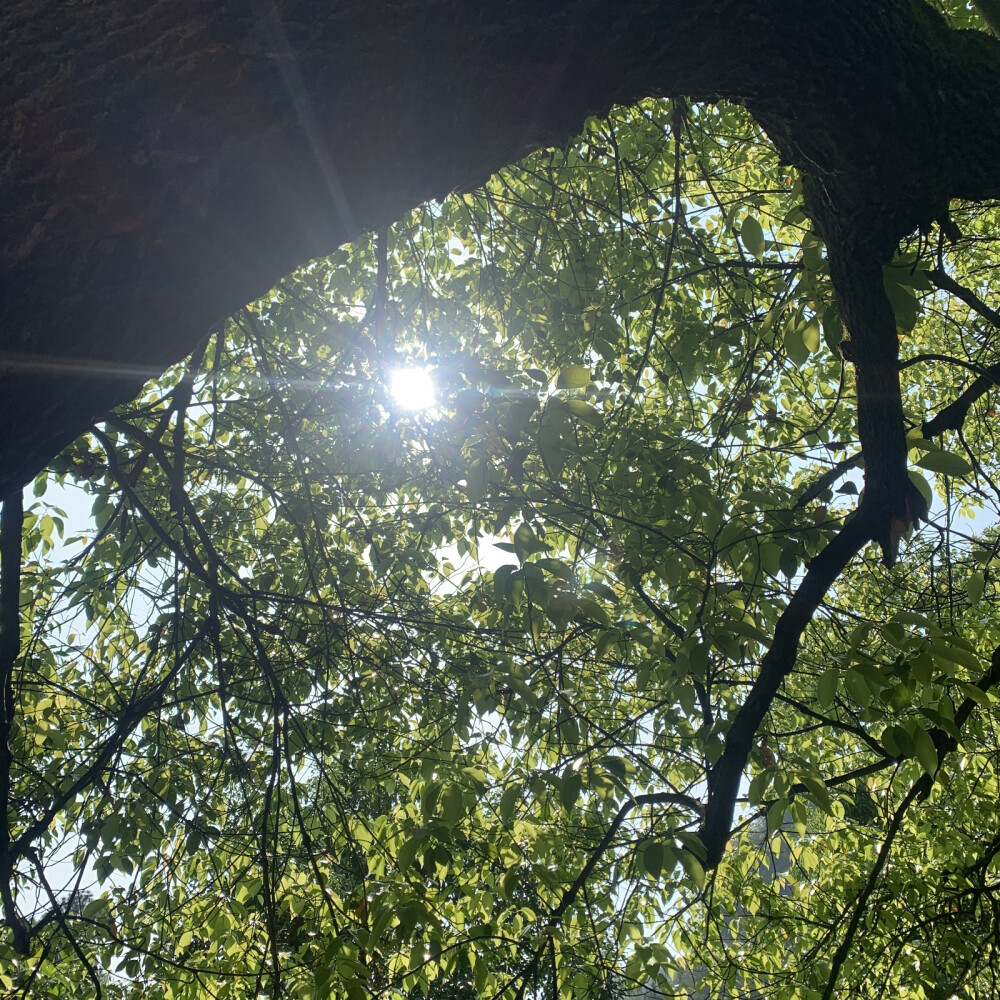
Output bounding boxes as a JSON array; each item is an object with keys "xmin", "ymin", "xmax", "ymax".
[{"xmin": 3, "ymin": 1, "xmax": 1000, "ymax": 498}]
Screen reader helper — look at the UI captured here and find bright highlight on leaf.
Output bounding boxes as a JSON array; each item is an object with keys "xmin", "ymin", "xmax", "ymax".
[{"xmin": 389, "ymin": 367, "xmax": 436, "ymax": 410}]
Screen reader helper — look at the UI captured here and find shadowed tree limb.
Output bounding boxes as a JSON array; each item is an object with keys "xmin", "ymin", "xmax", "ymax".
[
  {"xmin": 929, "ymin": 266, "xmax": 1000, "ymax": 331},
  {"xmin": 922, "ymin": 361, "xmax": 1000, "ymax": 438},
  {"xmin": 825, "ymin": 241, "xmax": 929, "ymax": 564},
  {"xmin": 550, "ymin": 792, "xmax": 703, "ymax": 923},
  {"xmin": 793, "ymin": 451, "xmax": 863, "ymax": 510},
  {"xmin": 4, "ymin": 1, "xmax": 1000, "ymax": 495},
  {"xmin": 698, "ymin": 513, "xmax": 873, "ymax": 868},
  {"xmin": 0, "ymin": 490, "xmax": 27, "ymax": 955}
]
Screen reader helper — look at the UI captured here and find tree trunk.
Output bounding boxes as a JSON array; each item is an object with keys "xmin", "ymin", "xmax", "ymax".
[{"xmin": 2, "ymin": 0, "xmax": 999, "ymax": 501}]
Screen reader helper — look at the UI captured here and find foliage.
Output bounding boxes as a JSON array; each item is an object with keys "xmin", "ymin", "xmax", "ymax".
[{"xmin": 3, "ymin": 96, "xmax": 1000, "ymax": 999}]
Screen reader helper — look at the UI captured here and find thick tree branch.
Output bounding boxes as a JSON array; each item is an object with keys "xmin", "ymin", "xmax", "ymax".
[
  {"xmin": 699, "ymin": 513, "xmax": 873, "ymax": 868},
  {"xmin": 929, "ymin": 267, "xmax": 1000, "ymax": 331},
  {"xmin": 825, "ymin": 241, "xmax": 928, "ymax": 563},
  {"xmin": 922, "ymin": 361, "xmax": 1000, "ymax": 438},
  {"xmin": 4, "ymin": 2, "xmax": 1000, "ymax": 493}
]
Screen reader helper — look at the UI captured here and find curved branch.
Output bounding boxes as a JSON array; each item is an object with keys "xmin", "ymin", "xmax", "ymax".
[
  {"xmin": 549, "ymin": 791, "xmax": 703, "ymax": 923},
  {"xmin": 793, "ymin": 451, "xmax": 863, "ymax": 510}
]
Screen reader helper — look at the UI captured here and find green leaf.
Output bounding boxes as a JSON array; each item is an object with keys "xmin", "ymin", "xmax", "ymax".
[
  {"xmin": 564, "ymin": 398, "xmax": 604, "ymax": 427},
  {"xmin": 916, "ymin": 451, "xmax": 974, "ymax": 477},
  {"xmin": 822, "ymin": 306, "xmax": 844, "ymax": 352},
  {"xmin": 931, "ymin": 639, "xmax": 981, "ymax": 673},
  {"xmin": 441, "ymin": 782, "xmax": 465, "ymax": 826},
  {"xmin": 766, "ymin": 800, "xmax": 786, "ymax": 837},
  {"xmin": 678, "ymin": 849, "xmax": 706, "ymax": 889},
  {"xmin": 555, "ymin": 364, "xmax": 591, "ymax": 389},
  {"xmin": 783, "ymin": 320, "xmax": 809, "ymax": 367},
  {"xmin": 817, "ymin": 668, "xmax": 839, "ymax": 709},
  {"xmin": 461, "ymin": 766, "xmax": 489, "ymax": 791},
  {"xmin": 397, "ymin": 833, "xmax": 425, "ymax": 874},
  {"xmin": 421, "ymin": 780, "xmax": 441, "ymax": 822},
  {"xmin": 560, "ymin": 771, "xmax": 582, "ymax": 812},
  {"xmin": 675, "ymin": 831, "xmax": 708, "ymax": 861},
  {"xmin": 883, "ymin": 267, "xmax": 920, "ymax": 331},
  {"xmin": 499, "ymin": 784, "xmax": 520, "ymax": 825},
  {"xmin": 844, "ymin": 668, "xmax": 871, "ymax": 707},
  {"xmin": 641, "ymin": 840, "xmax": 664, "ymax": 879},
  {"xmin": 512, "ymin": 522, "xmax": 549, "ymax": 561},
  {"xmin": 911, "ymin": 727, "xmax": 938, "ymax": 775},
  {"xmin": 908, "ymin": 468, "xmax": 933, "ymax": 509},
  {"xmin": 801, "ymin": 318, "xmax": 821, "ymax": 354},
  {"xmin": 758, "ymin": 542, "xmax": 782, "ymax": 577},
  {"xmin": 799, "ymin": 773, "xmax": 833, "ymax": 815},
  {"xmin": 957, "ymin": 681, "xmax": 991, "ymax": 707},
  {"xmin": 741, "ymin": 216, "xmax": 765, "ymax": 259}
]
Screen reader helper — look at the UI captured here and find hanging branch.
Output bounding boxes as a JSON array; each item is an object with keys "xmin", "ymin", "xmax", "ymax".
[{"xmin": 826, "ymin": 241, "xmax": 928, "ymax": 564}]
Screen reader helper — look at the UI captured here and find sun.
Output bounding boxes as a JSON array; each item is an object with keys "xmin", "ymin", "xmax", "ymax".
[{"xmin": 388, "ymin": 366, "xmax": 436, "ymax": 411}]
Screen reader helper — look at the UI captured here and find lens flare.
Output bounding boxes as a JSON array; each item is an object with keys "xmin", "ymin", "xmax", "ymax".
[{"xmin": 389, "ymin": 367, "xmax": 436, "ymax": 410}]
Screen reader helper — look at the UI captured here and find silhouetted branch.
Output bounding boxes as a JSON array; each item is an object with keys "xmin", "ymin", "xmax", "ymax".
[
  {"xmin": 929, "ymin": 267, "xmax": 1000, "ymax": 330},
  {"xmin": 699, "ymin": 513, "xmax": 873, "ymax": 868},
  {"xmin": 922, "ymin": 361, "xmax": 1000, "ymax": 438},
  {"xmin": 793, "ymin": 451, "xmax": 863, "ymax": 510}
]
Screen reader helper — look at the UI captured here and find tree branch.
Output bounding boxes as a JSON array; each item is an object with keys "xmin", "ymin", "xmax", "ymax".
[
  {"xmin": 549, "ymin": 791, "xmax": 703, "ymax": 924},
  {"xmin": 821, "ymin": 641, "xmax": 1000, "ymax": 999},
  {"xmin": 929, "ymin": 267, "xmax": 1000, "ymax": 331},
  {"xmin": 822, "ymin": 771, "xmax": 928, "ymax": 1000},
  {"xmin": 826, "ymin": 242, "xmax": 928, "ymax": 565},
  {"xmin": 793, "ymin": 452, "xmax": 863, "ymax": 510},
  {"xmin": 698, "ymin": 514, "xmax": 873, "ymax": 869},
  {"xmin": 922, "ymin": 361, "xmax": 1000, "ymax": 438}
]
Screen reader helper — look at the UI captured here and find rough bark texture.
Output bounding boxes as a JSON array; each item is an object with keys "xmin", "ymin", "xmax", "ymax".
[{"xmin": 3, "ymin": 0, "xmax": 1000, "ymax": 501}]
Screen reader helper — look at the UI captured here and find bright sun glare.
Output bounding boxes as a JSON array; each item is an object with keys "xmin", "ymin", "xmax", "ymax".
[{"xmin": 389, "ymin": 367, "xmax": 436, "ymax": 410}]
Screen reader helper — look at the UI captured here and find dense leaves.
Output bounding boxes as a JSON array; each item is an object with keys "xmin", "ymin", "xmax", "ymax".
[{"xmin": 3, "ymin": 91, "xmax": 1000, "ymax": 999}]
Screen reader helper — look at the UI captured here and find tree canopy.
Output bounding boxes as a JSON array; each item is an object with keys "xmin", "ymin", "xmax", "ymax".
[{"xmin": 4, "ymin": 3, "xmax": 1000, "ymax": 999}]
